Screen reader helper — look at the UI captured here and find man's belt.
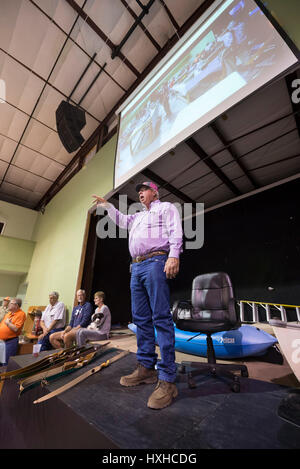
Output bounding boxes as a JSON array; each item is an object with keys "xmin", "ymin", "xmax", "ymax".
[{"xmin": 132, "ymin": 251, "xmax": 168, "ymax": 263}]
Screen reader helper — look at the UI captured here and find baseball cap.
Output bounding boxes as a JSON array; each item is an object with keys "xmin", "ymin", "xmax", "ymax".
[
  {"xmin": 135, "ymin": 181, "xmax": 158, "ymax": 192},
  {"xmin": 4, "ymin": 297, "xmax": 10, "ymax": 301}
]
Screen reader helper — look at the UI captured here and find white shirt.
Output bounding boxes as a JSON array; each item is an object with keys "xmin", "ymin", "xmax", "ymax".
[{"xmin": 41, "ymin": 301, "xmax": 66, "ymax": 330}]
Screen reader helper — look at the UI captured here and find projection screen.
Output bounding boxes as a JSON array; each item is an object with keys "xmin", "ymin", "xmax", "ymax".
[{"xmin": 114, "ymin": 0, "xmax": 299, "ymax": 189}]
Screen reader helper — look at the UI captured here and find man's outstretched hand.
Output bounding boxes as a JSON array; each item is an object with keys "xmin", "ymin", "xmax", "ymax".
[{"xmin": 91, "ymin": 194, "xmax": 109, "ymax": 208}]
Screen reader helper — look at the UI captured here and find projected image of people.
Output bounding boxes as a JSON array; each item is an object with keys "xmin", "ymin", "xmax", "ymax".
[
  {"xmin": 120, "ymin": 82, "xmax": 187, "ymax": 159},
  {"xmin": 115, "ymin": 0, "xmax": 297, "ymax": 187}
]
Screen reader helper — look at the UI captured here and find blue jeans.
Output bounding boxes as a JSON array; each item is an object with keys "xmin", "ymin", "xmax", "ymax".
[
  {"xmin": 38, "ymin": 327, "xmax": 64, "ymax": 351},
  {"xmin": 130, "ymin": 255, "xmax": 176, "ymax": 383},
  {"xmin": 5, "ymin": 336, "xmax": 19, "ymax": 365}
]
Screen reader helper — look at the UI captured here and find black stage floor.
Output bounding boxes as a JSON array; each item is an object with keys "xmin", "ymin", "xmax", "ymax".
[{"xmin": 0, "ymin": 347, "xmax": 299, "ymax": 449}]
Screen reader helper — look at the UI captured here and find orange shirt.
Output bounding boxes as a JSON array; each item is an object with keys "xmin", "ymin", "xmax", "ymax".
[{"xmin": 0, "ymin": 309, "xmax": 26, "ymax": 340}]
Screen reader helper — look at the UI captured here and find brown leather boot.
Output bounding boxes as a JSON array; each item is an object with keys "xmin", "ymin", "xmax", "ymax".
[
  {"xmin": 147, "ymin": 380, "xmax": 178, "ymax": 409},
  {"xmin": 120, "ymin": 363, "xmax": 158, "ymax": 387}
]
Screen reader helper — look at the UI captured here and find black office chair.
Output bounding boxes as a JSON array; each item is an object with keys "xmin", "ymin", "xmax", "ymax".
[{"xmin": 173, "ymin": 272, "xmax": 248, "ymax": 392}]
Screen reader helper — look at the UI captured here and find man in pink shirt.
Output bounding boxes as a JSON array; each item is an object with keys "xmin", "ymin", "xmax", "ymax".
[{"xmin": 92, "ymin": 181, "xmax": 183, "ymax": 409}]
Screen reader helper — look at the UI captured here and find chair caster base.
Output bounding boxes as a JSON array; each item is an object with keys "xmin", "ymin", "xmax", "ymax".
[
  {"xmin": 188, "ymin": 373, "xmax": 197, "ymax": 389},
  {"xmin": 230, "ymin": 382, "xmax": 240, "ymax": 392},
  {"xmin": 230, "ymin": 376, "xmax": 240, "ymax": 392}
]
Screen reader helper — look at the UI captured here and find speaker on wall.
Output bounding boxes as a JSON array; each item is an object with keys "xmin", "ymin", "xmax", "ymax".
[{"xmin": 56, "ymin": 100, "xmax": 86, "ymax": 153}]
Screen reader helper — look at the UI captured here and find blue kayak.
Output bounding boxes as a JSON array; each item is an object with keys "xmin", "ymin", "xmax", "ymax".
[{"xmin": 128, "ymin": 323, "xmax": 277, "ymax": 359}]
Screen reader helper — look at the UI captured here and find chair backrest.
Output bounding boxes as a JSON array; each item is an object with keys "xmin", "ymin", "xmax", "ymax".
[
  {"xmin": 191, "ymin": 272, "xmax": 238, "ymax": 325},
  {"xmin": 23, "ymin": 306, "xmax": 46, "ymax": 337}
]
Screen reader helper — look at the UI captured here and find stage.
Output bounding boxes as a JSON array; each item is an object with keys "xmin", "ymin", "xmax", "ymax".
[{"xmin": 0, "ymin": 342, "xmax": 300, "ymax": 450}]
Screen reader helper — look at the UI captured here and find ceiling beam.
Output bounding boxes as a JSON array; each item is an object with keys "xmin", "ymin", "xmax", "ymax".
[
  {"xmin": 0, "ymin": 191, "xmax": 38, "ymax": 209},
  {"xmin": 159, "ymin": 0, "xmax": 180, "ymax": 31},
  {"xmin": 0, "ymin": 179, "xmax": 40, "ymax": 194},
  {"xmin": 120, "ymin": 0, "xmax": 161, "ymax": 51},
  {"xmin": 0, "ymin": 159, "xmax": 56, "ymax": 184},
  {"xmin": 0, "ymin": 130, "xmax": 66, "ymax": 168},
  {"xmin": 185, "ymin": 137, "xmax": 242, "ymax": 196},
  {"xmin": 172, "ymin": 125, "xmax": 298, "ymax": 197},
  {"xmin": 112, "ymin": 0, "xmax": 157, "ymax": 59},
  {"xmin": 30, "ymin": 0, "xmax": 127, "ymax": 93},
  {"xmin": 210, "ymin": 122, "xmax": 259, "ymax": 189},
  {"xmin": 232, "ymin": 127, "xmax": 297, "ymax": 163},
  {"xmin": 64, "ymin": 0, "xmax": 141, "ymax": 78},
  {"xmin": 141, "ymin": 168, "xmax": 196, "ymax": 204},
  {"xmin": 0, "ymin": 47, "xmax": 101, "ymax": 124}
]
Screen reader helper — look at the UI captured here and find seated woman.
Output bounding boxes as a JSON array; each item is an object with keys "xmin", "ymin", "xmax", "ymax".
[{"xmin": 76, "ymin": 291, "xmax": 111, "ymax": 347}]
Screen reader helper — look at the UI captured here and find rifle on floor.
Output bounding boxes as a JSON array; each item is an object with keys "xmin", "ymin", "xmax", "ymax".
[
  {"xmin": 18, "ymin": 343, "xmax": 110, "ymax": 396},
  {"xmin": 34, "ymin": 350, "xmax": 130, "ymax": 404}
]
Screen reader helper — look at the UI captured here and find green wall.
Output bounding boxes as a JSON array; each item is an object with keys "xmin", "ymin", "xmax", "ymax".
[
  {"xmin": 0, "ymin": 201, "xmax": 37, "ymax": 304},
  {"xmin": 23, "ymin": 136, "xmax": 117, "ymax": 315},
  {"xmin": 0, "ymin": 273, "xmax": 25, "ymax": 300},
  {"xmin": 0, "ymin": 200, "xmax": 38, "ymax": 241},
  {"xmin": 0, "ymin": 235, "xmax": 35, "ymax": 273},
  {"xmin": 266, "ymin": 0, "xmax": 300, "ymax": 48}
]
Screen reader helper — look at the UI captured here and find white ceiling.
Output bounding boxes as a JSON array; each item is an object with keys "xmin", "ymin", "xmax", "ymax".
[{"xmin": 0, "ymin": 0, "xmax": 299, "ymax": 210}]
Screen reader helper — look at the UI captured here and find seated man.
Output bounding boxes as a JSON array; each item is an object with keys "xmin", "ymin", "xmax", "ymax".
[
  {"xmin": 0, "ymin": 297, "xmax": 10, "ymax": 323},
  {"xmin": 76, "ymin": 291, "xmax": 111, "ymax": 347},
  {"xmin": 38, "ymin": 291, "xmax": 66, "ymax": 351},
  {"xmin": 0, "ymin": 298, "xmax": 26, "ymax": 365},
  {"xmin": 50, "ymin": 289, "xmax": 93, "ymax": 349}
]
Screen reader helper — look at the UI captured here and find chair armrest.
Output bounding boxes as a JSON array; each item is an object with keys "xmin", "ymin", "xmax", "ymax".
[{"xmin": 172, "ymin": 300, "xmax": 193, "ymax": 323}]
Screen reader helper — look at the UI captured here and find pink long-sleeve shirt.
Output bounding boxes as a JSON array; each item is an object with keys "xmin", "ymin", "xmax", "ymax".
[{"xmin": 106, "ymin": 199, "xmax": 183, "ymax": 259}]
